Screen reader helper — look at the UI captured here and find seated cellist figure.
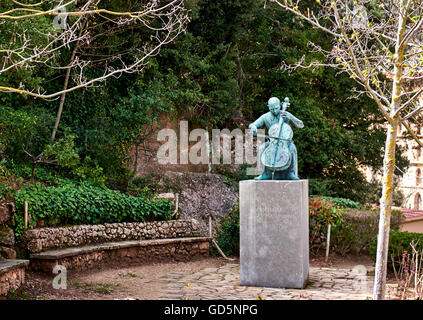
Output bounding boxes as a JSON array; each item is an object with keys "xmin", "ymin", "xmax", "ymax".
[{"xmin": 248, "ymin": 97, "xmax": 304, "ymax": 180}]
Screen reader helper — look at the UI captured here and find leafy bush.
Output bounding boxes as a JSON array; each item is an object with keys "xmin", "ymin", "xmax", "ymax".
[
  {"xmin": 0, "ymin": 160, "xmax": 22, "ymax": 199},
  {"xmin": 43, "ymin": 136, "xmax": 106, "ymax": 186},
  {"xmin": 309, "ymin": 179, "xmax": 338, "ymax": 197},
  {"xmin": 309, "ymin": 198, "xmax": 344, "ymax": 225},
  {"xmin": 213, "ymin": 198, "xmax": 345, "ymax": 258},
  {"xmin": 13, "ymin": 183, "xmax": 173, "ymax": 237},
  {"xmin": 311, "ymin": 196, "xmax": 362, "ymax": 209},
  {"xmin": 333, "ymin": 209, "xmax": 404, "ymax": 256},
  {"xmin": 0, "ymin": 106, "xmax": 57, "ymax": 160},
  {"xmin": 309, "ymin": 198, "xmax": 343, "ymax": 255},
  {"xmin": 211, "ymin": 206, "xmax": 240, "ymax": 257},
  {"xmin": 369, "ymin": 230, "xmax": 423, "ymax": 269},
  {"xmin": 43, "ymin": 135, "xmax": 80, "ymax": 169},
  {"xmin": 210, "ymin": 200, "xmax": 406, "ymax": 259}
]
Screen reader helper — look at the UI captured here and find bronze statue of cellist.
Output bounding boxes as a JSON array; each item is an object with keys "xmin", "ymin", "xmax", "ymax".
[{"xmin": 249, "ymin": 97, "xmax": 304, "ymax": 180}]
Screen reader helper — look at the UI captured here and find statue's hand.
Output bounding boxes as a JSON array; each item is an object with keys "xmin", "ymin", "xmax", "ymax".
[{"xmin": 248, "ymin": 124, "xmax": 258, "ymax": 136}]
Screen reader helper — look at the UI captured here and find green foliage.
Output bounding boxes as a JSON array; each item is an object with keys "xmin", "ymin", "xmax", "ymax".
[
  {"xmin": 362, "ymin": 177, "xmax": 405, "ymax": 207},
  {"xmin": 0, "ymin": 159, "xmax": 21, "ymax": 199},
  {"xmin": 0, "ymin": 184, "xmax": 14, "ymax": 201},
  {"xmin": 332, "ymin": 209, "xmax": 403, "ymax": 256},
  {"xmin": 37, "ymin": 75, "xmax": 174, "ymax": 187},
  {"xmin": 128, "ymin": 173, "xmax": 182, "ymax": 196},
  {"xmin": 72, "ymin": 157, "xmax": 106, "ymax": 187},
  {"xmin": 309, "ymin": 198, "xmax": 343, "ymax": 226},
  {"xmin": 7, "ymin": 162, "xmax": 56, "ymax": 185},
  {"xmin": 44, "ymin": 135, "xmax": 80, "ymax": 169},
  {"xmin": 310, "ymin": 196, "xmax": 362, "ymax": 209},
  {"xmin": 211, "ymin": 206, "xmax": 240, "ymax": 257},
  {"xmin": 42, "ymin": 136, "xmax": 106, "ymax": 186},
  {"xmin": 309, "ymin": 198, "xmax": 343, "ymax": 254},
  {"xmin": 13, "ymin": 183, "xmax": 173, "ymax": 237},
  {"xmin": 210, "ymin": 201, "xmax": 405, "ymax": 259},
  {"xmin": 148, "ymin": 0, "xmax": 407, "ymax": 202},
  {"xmin": 0, "ymin": 1, "xmax": 56, "ymax": 97},
  {"xmin": 309, "ymin": 178, "xmax": 338, "ymax": 198},
  {"xmin": 0, "ymin": 0, "xmax": 410, "ymax": 202},
  {"xmin": 369, "ymin": 230, "xmax": 423, "ymax": 270},
  {"xmin": 0, "ymin": 106, "xmax": 37, "ymax": 158}
]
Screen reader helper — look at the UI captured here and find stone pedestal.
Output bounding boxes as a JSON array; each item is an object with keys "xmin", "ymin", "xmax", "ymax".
[{"xmin": 240, "ymin": 179, "xmax": 309, "ymax": 289}]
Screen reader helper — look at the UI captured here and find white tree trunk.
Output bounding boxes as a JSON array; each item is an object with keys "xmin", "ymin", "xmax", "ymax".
[
  {"xmin": 373, "ymin": 118, "xmax": 399, "ymax": 300},
  {"xmin": 373, "ymin": 1, "xmax": 406, "ymax": 298}
]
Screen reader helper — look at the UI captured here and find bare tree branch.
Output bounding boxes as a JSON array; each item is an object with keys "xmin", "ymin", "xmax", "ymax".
[{"xmin": 0, "ymin": 0, "xmax": 189, "ymax": 99}]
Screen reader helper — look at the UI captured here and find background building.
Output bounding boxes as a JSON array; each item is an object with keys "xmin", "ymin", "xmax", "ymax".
[{"xmin": 397, "ymin": 123, "xmax": 423, "ymax": 210}]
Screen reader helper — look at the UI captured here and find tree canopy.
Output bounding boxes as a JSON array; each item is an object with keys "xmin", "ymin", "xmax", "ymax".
[{"xmin": 0, "ymin": 0, "xmax": 408, "ymax": 203}]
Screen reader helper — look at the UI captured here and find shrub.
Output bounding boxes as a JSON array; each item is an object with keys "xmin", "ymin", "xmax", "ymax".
[
  {"xmin": 43, "ymin": 136, "xmax": 106, "ymax": 186},
  {"xmin": 0, "ymin": 106, "xmax": 56, "ymax": 160},
  {"xmin": 308, "ymin": 178, "xmax": 337, "ymax": 197},
  {"xmin": 213, "ymin": 198, "xmax": 345, "ymax": 257},
  {"xmin": 211, "ymin": 206, "xmax": 240, "ymax": 257},
  {"xmin": 211, "ymin": 199, "xmax": 403, "ymax": 259},
  {"xmin": 331, "ymin": 209, "xmax": 403, "ymax": 256},
  {"xmin": 311, "ymin": 196, "xmax": 362, "ymax": 209},
  {"xmin": 369, "ymin": 230, "xmax": 423, "ymax": 269},
  {"xmin": 13, "ymin": 183, "xmax": 173, "ymax": 237},
  {"xmin": 308, "ymin": 198, "xmax": 343, "ymax": 255},
  {"xmin": 309, "ymin": 198, "xmax": 343, "ymax": 225}
]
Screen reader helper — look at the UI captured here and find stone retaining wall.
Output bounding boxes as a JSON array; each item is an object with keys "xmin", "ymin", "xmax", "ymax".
[
  {"xmin": 30, "ymin": 238, "xmax": 210, "ymax": 272},
  {"xmin": 0, "ymin": 267, "xmax": 25, "ymax": 296},
  {"xmin": 25, "ymin": 220, "xmax": 200, "ymax": 253},
  {"xmin": 0, "ymin": 260, "xmax": 29, "ymax": 296},
  {"xmin": 0, "ymin": 201, "xmax": 16, "ymax": 259}
]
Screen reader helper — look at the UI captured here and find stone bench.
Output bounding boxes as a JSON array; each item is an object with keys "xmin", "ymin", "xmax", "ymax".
[
  {"xmin": 30, "ymin": 237, "xmax": 211, "ymax": 272},
  {"xmin": 25, "ymin": 220, "xmax": 201, "ymax": 253},
  {"xmin": 0, "ymin": 259, "xmax": 29, "ymax": 296},
  {"xmin": 25, "ymin": 219, "xmax": 211, "ymax": 272}
]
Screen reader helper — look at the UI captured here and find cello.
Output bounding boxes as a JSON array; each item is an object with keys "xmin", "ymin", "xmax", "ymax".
[{"xmin": 260, "ymin": 97, "xmax": 293, "ymax": 180}]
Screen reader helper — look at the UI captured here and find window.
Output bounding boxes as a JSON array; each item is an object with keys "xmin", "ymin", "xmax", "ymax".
[
  {"xmin": 416, "ymin": 168, "xmax": 422, "ymax": 185},
  {"xmin": 416, "ymin": 193, "xmax": 422, "ymax": 211}
]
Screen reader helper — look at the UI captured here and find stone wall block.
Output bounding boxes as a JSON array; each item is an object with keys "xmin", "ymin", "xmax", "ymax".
[{"xmin": 0, "ymin": 226, "xmax": 15, "ymax": 247}]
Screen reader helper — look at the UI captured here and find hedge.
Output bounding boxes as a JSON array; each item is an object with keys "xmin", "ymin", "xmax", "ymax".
[
  {"xmin": 331, "ymin": 209, "xmax": 403, "ymax": 256},
  {"xmin": 369, "ymin": 230, "xmax": 423, "ymax": 269},
  {"xmin": 211, "ymin": 206, "xmax": 240, "ymax": 257},
  {"xmin": 13, "ymin": 183, "xmax": 173, "ymax": 237}
]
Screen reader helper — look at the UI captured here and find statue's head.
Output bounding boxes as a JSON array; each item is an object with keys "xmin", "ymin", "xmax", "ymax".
[{"xmin": 268, "ymin": 97, "xmax": 281, "ymax": 116}]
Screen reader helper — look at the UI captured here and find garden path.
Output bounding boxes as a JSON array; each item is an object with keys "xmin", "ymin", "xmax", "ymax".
[{"xmin": 16, "ymin": 255, "xmax": 401, "ymax": 300}]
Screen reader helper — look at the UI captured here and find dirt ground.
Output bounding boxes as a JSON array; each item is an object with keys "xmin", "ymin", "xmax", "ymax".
[
  {"xmin": 3, "ymin": 253, "xmax": 377, "ymax": 300},
  {"xmin": 11, "ymin": 258, "xmax": 228, "ymax": 300}
]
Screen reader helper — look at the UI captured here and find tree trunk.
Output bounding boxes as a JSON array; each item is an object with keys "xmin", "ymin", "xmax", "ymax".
[
  {"xmin": 51, "ymin": 21, "xmax": 86, "ymax": 143},
  {"xmin": 373, "ymin": 118, "xmax": 399, "ymax": 300},
  {"xmin": 373, "ymin": 0, "xmax": 406, "ymax": 298}
]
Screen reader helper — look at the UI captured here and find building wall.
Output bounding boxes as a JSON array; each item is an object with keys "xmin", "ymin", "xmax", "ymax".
[
  {"xmin": 400, "ymin": 219, "xmax": 423, "ymax": 234},
  {"xmin": 397, "ymin": 123, "xmax": 423, "ymax": 210},
  {"xmin": 364, "ymin": 123, "xmax": 423, "ymax": 210}
]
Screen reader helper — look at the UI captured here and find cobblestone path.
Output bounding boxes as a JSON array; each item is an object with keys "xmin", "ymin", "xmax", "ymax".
[{"xmin": 151, "ymin": 263, "xmax": 375, "ymax": 300}]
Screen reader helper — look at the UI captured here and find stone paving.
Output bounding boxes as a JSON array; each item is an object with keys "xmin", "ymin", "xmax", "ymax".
[{"xmin": 151, "ymin": 263, "xmax": 376, "ymax": 300}]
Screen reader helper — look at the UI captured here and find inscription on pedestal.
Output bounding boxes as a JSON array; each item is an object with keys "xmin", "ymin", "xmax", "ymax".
[{"xmin": 240, "ymin": 180, "xmax": 309, "ymax": 289}]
